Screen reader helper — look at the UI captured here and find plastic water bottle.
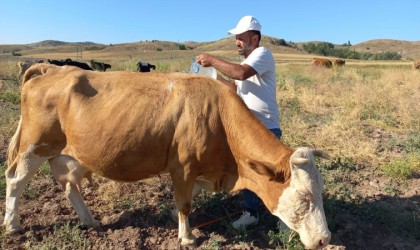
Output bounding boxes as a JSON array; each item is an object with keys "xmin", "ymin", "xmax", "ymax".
[{"xmin": 190, "ymin": 60, "xmax": 217, "ymax": 79}]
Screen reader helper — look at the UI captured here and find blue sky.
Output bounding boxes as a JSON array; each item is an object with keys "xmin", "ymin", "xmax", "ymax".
[{"xmin": 1, "ymin": 0, "xmax": 419, "ymax": 45}]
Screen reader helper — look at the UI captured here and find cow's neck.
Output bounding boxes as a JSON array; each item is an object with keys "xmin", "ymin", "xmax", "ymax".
[
  {"xmin": 220, "ymin": 89, "xmax": 292, "ymax": 164},
  {"xmin": 219, "ymin": 89, "xmax": 293, "ymax": 209}
]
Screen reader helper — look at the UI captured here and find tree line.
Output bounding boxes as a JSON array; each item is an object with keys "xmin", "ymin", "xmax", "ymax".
[{"xmin": 301, "ymin": 42, "xmax": 401, "ymax": 60}]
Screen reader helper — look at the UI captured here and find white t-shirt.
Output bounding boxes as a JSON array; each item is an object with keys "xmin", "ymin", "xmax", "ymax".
[{"xmin": 235, "ymin": 47, "xmax": 280, "ymax": 129}]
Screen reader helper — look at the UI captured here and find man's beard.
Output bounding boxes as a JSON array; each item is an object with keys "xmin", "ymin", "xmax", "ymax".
[{"xmin": 238, "ymin": 44, "xmax": 252, "ymax": 56}]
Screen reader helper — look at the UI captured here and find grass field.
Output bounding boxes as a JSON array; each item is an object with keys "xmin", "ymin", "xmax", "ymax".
[{"xmin": 0, "ymin": 57, "xmax": 419, "ymax": 249}]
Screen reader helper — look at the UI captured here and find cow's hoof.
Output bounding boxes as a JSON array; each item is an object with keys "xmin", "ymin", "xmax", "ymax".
[
  {"xmin": 91, "ymin": 220, "xmax": 104, "ymax": 232},
  {"xmin": 85, "ymin": 220, "xmax": 103, "ymax": 232},
  {"xmin": 181, "ymin": 241, "xmax": 197, "ymax": 248},
  {"xmin": 93, "ymin": 224, "xmax": 104, "ymax": 232},
  {"xmin": 180, "ymin": 237, "xmax": 197, "ymax": 248},
  {"xmin": 4, "ymin": 225, "xmax": 23, "ymax": 235}
]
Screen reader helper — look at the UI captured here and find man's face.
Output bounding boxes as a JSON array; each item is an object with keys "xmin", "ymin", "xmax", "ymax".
[{"xmin": 235, "ymin": 31, "xmax": 257, "ymax": 57}]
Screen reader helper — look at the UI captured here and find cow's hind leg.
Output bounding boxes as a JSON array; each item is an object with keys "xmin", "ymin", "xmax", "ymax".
[
  {"xmin": 4, "ymin": 148, "xmax": 47, "ymax": 233},
  {"xmin": 49, "ymin": 155, "xmax": 101, "ymax": 230}
]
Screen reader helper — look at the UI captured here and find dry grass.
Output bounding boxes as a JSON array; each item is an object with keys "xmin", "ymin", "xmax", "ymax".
[
  {"xmin": 278, "ymin": 63, "xmax": 419, "ymax": 166},
  {"xmin": 0, "ymin": 56, "xmax": 419, "ymax": 249},
  {"xmin": 1, "ymin": 59, "xmax": 418, "ymax": 167},
  {"xmin": 0, "ymin": 61, "xmax": 21, "ymax": 158},
  {"xmin": 0, "ymin": 61, "xmax": 20, "ymax": 81}
]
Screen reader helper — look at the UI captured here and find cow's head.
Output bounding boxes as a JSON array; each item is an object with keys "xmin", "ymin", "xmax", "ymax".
[{"xmin": 272, "ymin": 147, "xmax": 331, "ymax": 249}]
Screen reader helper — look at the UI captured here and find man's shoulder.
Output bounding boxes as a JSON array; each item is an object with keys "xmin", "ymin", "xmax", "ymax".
[
  {"xmin": 250, "ymin": 47, "xmax": 274, "ymax": 59},
  {"xmin": 249, "ymin": 47, "xmax": 274, "ymax": 63},
  {"xmin": 254, "ymin": 46, "xmax": 272, "ymax": 54}
]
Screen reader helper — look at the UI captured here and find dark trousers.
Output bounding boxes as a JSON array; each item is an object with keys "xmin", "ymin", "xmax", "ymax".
[{"xmin": 242, "ymin": 128, "xmax": 282, "ymax": 216}]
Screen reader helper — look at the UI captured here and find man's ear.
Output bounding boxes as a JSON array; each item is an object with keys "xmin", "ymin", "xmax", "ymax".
[
  {"xmin": 252, "ymin": 34, "xmax": 258, "ymax": 44},
  {"xmin": 246, "ymin": 159, "xmax": 277, "ymax": 181}
]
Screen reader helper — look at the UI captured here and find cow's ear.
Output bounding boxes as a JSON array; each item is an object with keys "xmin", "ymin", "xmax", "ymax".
[
  {"xmin": 246, "ymin": 159, "xmax": 276, "ymax": 180},
  {"xmin": 312, "ymin": 149, "xmax": 330, "ymax": 159}
]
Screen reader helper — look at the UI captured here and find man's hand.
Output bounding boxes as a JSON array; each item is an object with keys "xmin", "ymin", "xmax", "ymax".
[
  {"xmin": 196, "ymin": 53, "xmax": 256, "ymax": 81},
  {"xmin": 196, "ymin": 54, "xmax": 213, "ymax": 67}
]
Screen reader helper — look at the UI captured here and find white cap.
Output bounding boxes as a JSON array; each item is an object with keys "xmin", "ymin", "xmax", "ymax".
[{"xmin": 227, "ymin": 16, "xmax": 261, "ymax": 35}]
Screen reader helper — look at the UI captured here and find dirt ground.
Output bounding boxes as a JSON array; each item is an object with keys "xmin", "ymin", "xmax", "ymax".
[
  {"xmin": 0, "ymin": 151, "xmax": 419, "ymax": 250},
  {"xmin": 0, "ymin": 77, "xmax": 419, "ymax": 249}
]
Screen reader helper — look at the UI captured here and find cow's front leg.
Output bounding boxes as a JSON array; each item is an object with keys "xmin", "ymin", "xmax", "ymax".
[
  {"xmin": 170, "ymin": 167, "xmax": 197, "ymax": 247},
  {"xmin": 171, "ymin": 182, "xmax": 203, "ymax": 223},
  {"xmin": 178, "ymin": 210, "xmax": 196, "ymax": 246}
]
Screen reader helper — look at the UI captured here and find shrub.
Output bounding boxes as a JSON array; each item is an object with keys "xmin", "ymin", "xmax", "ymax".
[
  {"xmin": 382, "ymin": 154, "xmax": 420, "ymax": 180},
  {"xmin": 302, "ymin": 42, "xmax": 334, "ymax": 56},
  {"xmin": 26, "ymin": 222, "xmax": 90, "ymax": 249},
  {"xmin": 268, "ymin": 225, "xmax": 303, "ymax": 250},
  {"xmin": 270, "ymin": 38, "xmax": 287, "ymax": 46},
  {"xmin": 302, "ymin": 42, "xmax": 401, "ymax": 60},
  {"xmin": 84, "ymin": 45, "xmax": 106, "ymax": 51},
  {"xmin": 178, "ymin": 43, "xmax": 187, "ymax": 50},
  {"xmin": 371, "ymin": 51, "xmax": 402, "ymax": 60},
  {"xmin": 0, "ymin": 92, "xmax": 20, "ymax": 104}
]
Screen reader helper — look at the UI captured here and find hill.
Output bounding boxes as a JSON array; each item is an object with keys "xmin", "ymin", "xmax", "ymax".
[
  {"xmin": 28, "ymin": 40, "xmax": 103, "ymax": 47},
  {"xmin": 194, "ymin": 36, "xmax": 308, "ymax": 56},
  {"xmin": 0, "ymin": 37, "xmax": 311, "ymax": 61},
  {"xmin": 0, "ymin": 37, "xmax": 419, "ymax": 61},
  {"xmin": 352, "ymin": 39, "xmax": 420, "ymax": 60}
]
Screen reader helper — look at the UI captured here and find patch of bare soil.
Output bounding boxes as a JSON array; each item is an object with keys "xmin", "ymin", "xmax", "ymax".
[{"xmin": 0, "ymin": 131, "xmax": 419, "ymax": 250}]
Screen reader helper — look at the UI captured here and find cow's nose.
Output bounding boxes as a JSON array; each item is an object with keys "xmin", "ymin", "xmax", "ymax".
[{"xmin": 318, "ymin": 234, "xmax": 331, "ymax": 249}]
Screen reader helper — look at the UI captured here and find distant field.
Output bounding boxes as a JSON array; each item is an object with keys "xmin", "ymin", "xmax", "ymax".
[
  {"xmin": 1, "ymin": 37, "xmax": 419, "ymax": 64},
  {"xmin": 0, "ymin": 53, "xmax": 419, "ymax": 249}
]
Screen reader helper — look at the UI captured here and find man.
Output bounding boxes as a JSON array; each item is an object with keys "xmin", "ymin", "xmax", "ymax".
[{"xmin": 196, "ymin": 15, "xmax": 282, "ymax": 229}]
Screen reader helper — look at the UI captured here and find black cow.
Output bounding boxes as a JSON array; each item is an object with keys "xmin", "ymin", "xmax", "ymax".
[
  {"xmin": 137, "ymin": 61, "xmax": 156, "ymax": 72},
  {"xmin": 90, "ymin": 60, "xmax": 112, "ymax": 72},
  {"xmin": 48, "ymin": 58, "xmax": 92, "ymax": 70},
  {"xmin": 47, "ymin": 59, "xmax": 66, "ymax": 66}
]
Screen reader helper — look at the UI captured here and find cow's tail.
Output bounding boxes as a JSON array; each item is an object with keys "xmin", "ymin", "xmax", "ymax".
[
  {"xmin": 22, "ymin": 63, "xmax": 55, "ymax": 85},
  {"xmin": 7, "ymin": 116, "xmax": 22, "ymax": 167}
]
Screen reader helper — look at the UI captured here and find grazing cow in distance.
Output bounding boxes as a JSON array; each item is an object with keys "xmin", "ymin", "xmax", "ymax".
[
  {"xmin": 17, "ymin": 60, "xmax": 44, "ymax": 77},
  {"xmin": 48, "ymin": 58, "xmax": 92, "ymax": 70},
  {"xmin": 90, "ymin": 60, "xmax": 112, "ymax": 72},
  {"xmin": 334, "ymin": 59, "xmax": 345, "ymax": 67},
  {"xmin": 5, "ymin": 63, "xmax": 331, "ymax": 249},
  {"xmin": 413, "ymin": 61, "xmax": 420, "ymax": 70},
  {"xmin": 312, "ymin": 58, "xmax": 333, "ymax": 68},
  {"xmin": 47, "ymin": 59, "xmax": 66, "ymax": 66},
  {"xmin": 137, "ymin": 61, "xmax": 156, "ymax": 72},
  {"xmin": 64, "ymin": 59, "xmax": 92, "ymax": 70}
]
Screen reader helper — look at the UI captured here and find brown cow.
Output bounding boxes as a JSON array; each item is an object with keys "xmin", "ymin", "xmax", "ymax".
[
  {"xmin": 312, "ymin": 58, "xmax": 332, "ymax": 68},
  {"xmin": 413, "ymin": 61, "xmax": 420, "ymax": 70},
  {"xmin": 17, "ymin": 60, "xmax": 43, "ymax": 77},
  {"xmin": 4, "ymin": 63, "xmax": 331, "ymax": 249},
  {"xmin": 334, "ymin": 59, "xmax": 345, "ymax": 67}
]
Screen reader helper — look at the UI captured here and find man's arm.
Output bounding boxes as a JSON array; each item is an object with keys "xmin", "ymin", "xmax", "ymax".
[{"xmin": 196, "ymin": 53, "xmax": 257, "ymax": 80}]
